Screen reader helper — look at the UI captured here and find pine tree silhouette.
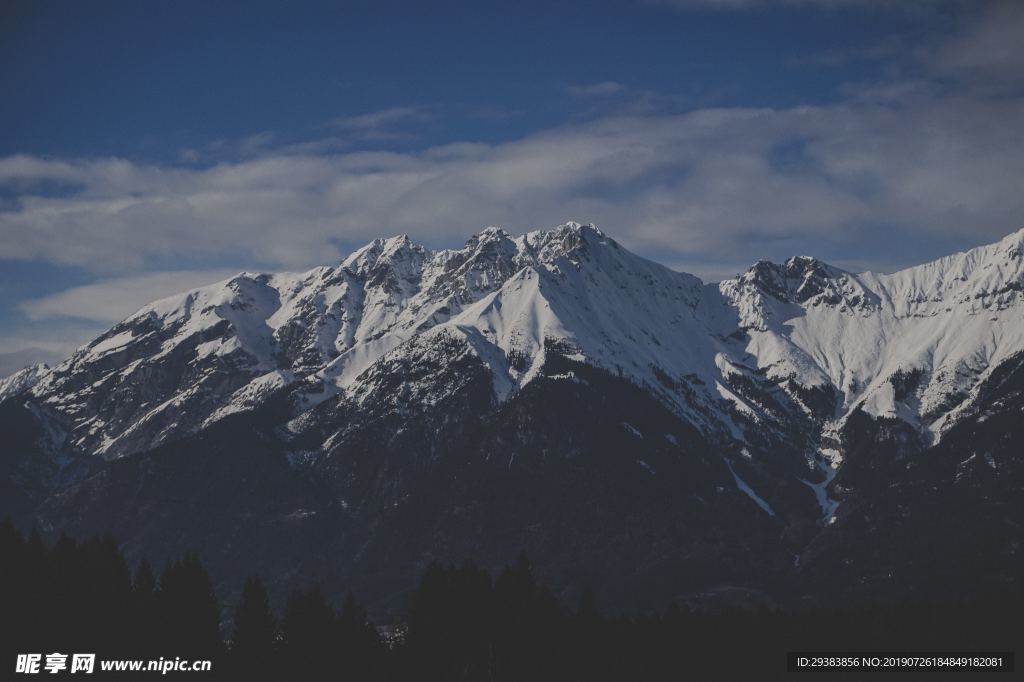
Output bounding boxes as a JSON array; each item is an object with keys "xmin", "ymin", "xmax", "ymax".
[
  {"xmin": 157, "ymin": 553, "xmax": 222, "ymax": 659},
  {"xmin": 231, "ymin": 575, "xmax": 278, "ymax": 680},
  {"xmin": 132, "ymin": 559, "xmax": 160, "ymax": 657},
  {"xmin": 0, "ymin": 520, "xmax": 26, "ymax": 651},
  {"xmin": 568, "ymin": 586, "xmax": 604, "ymax": 682},
  {"xmin": 336, "ymin": 590, "xmax": 382, "ymax": 680},
  {"xmin": 490, "ymin": 552, "xmax": 562, "ymax": 681},
  {"xmin": 406, "ymin": 561, "xmax": 453, "ymax": 679},
  {"xmin": 280, "ymin": 585, "xmax": 336, "ymax": 680},
  {"xmin": 77, "ymin": 533, "xmax": 133, "ymax": 653}
]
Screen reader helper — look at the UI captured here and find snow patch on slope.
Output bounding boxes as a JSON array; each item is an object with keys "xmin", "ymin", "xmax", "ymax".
[{"xmin": 724, "ymin": 459, "xmax": 775, "ymax": 517}]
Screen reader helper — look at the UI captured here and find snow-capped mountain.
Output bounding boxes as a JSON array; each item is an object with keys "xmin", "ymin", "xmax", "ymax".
[
  {"xmin": 27, "ymin": 224, "xmax": 716, "ymax": 459},
  {"xmin": 3, "ymin": 222, "xmax": 1022, "ymax": 614},
  {"xmin": 22, "ymin": 223, "xmax": 1024, "ymax": 467}
]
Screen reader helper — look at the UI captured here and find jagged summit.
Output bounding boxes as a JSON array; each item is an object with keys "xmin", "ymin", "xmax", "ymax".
[{"xmin": 737, "ymin": 256, "xmax": 858, "ymax": 306}]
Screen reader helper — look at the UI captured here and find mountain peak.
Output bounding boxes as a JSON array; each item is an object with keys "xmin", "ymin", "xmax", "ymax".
[
  {"xmin": 476, "ymin": 225, "xmax": 511, "ymax": 239},
  {"xmin": 0, "ymin": 362, "xmax": 50, "ymax": 403},
  {"xmin": 463, "ymin": 226, "xmax": 516, "ymax": 254},
  {"xmin": 381, "ymin": 233, "xmax": 411, "ymax": 249},
  {"xmin": 553, "ymin": 220, "xmax": 604, "ymax": 238},
  {"xmin": 340, "ymin": 234, "xmax": 430, "ymax": 291},
  {"xmin": 995, "ymin": 226, "xmax": 1024, "ymax": 259},
  {"xmin": 737, "ymin": 255, "xmax": 849, "ymax": 305},
  {"xmin": 524, "ymin": 221, "xmax": 608, "ymax": 263},
  {"xmin": 784, "ymin": 254, "xmax": 827, "ymax": 272}
]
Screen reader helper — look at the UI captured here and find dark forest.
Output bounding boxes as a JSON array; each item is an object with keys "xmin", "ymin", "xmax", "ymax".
[{"xmin": 1, "ymin": 521, "xmax": 1018, "ymax": 681}]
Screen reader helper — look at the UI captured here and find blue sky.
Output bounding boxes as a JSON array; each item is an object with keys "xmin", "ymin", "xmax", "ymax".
[
  {"xmin": 1, "ymin": 0, "xmax": 899, "ymax": 158},
  {"xmin": 2, "ymin": 0, "xmax": 1023, "ymax": 373}
]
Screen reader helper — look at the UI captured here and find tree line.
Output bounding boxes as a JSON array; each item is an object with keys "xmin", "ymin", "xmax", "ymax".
[{"xmin": 1, "ymin": 520, "xmax": 1018, "ymax": 680}]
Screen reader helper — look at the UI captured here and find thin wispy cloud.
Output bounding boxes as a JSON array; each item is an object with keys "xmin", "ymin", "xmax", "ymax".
[
  {"xmin": 172, "ymin": 108, "xmax": 429, "ymax": 165},
  {"xmin": 19, "ymin": 270, "xmax": 243, "ymax": 323},
  {"xmin": 567, "ymin": 81, "xmax": 627, "ymax": 97},
  {"xmin": 0, "ymin": 323, "xmax": 111, "ymax": 362},
  {"xmin": 0, "ymin": 348, "xmax": 66, "ymax": 375},
  {"xmin": 331, "ymin": 106, "xmax": 426, "ymax": 131}
]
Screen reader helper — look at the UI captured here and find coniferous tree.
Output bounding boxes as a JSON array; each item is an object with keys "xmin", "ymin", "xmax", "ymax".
[
  {"xmin": 406, "ymin": 561, "xmax": 458, "ymax": 679},
  {"xmin": 79, "ymin": 533, "xmax": 134, "ymax": 652},
  {"xmin": 568, "ymin": 587, "xmax": 604, "ymax": 682},
  {"xmin": 336, "ymin": 590, "xmax": 382, "ymax": 680},
  {"xmin": 231, "ymin": 575, "xmax": 278, "ymax": 680},
  {"xmin": 449, "ymin": 560, "xmax": 492, "ymax": 680},
  {"xmin": 404, "ymin": 562, "xmax": 457, "ymax": 679},
  {"xmin": 0, "ymin": 520, "xmax": 26, "ymax": 651},
  {"xmin": 132, "ymin": 559, "xmax": 159, "ymax": 656},
  {"xmin": 133, "ymin": 560, "xmax": 158, "ymax": 603},
  {"xmin": 490, "ymin": 552, "xmax": 562, "ymax": 681},
  {"xmin": 49, "ymin": 533, "xmax": 81, "ymax": 648},
  {"xmin": 24, "ymin": 526, "xmax": 47, "ymax": 590},
  {"xmin": 280, "ymin": 585, "xmax": 335, "ymax": 680},
  {"xmin": 157, "ymin": 553, "xmax": 222, "ymax": 659}
]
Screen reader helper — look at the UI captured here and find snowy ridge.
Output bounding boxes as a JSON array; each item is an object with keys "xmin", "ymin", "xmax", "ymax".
[
  {"xmin": 17, "ymin": 223, "xmax": 1024, "ymax": 479},
  {"xmin": 721, "ymin": 227, "xmax": 1024, "ymax": 445},
  {"xmin": 0, "ymin": 363, "xmax": 50, "ymax": 404}
]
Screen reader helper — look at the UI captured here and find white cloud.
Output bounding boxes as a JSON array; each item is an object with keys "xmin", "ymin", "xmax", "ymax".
[
  {"xmin": 0, "ymin": 322, "xmax": 110, "ymax": 361},
  {"xmin": 19, "ymin": 269, "xmax": 242, "ymax": 323},
  {"xmin": 0, "ymin": 155, "xmax": 85, "ymax": 185},
  {"xmin": 3, "ymin": 84, "xmax": 1021, "ymax": 276},
  {"xmin": 2, "ymin": 270, "xmax": 243, "ymax": 364},
  {"xmin": 331, "ymin": 106, "xmax": 425, "ymax": 130},
  {"xmin": 567, "ymin": 81, "xmax": 627, "ymax": 97}
]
